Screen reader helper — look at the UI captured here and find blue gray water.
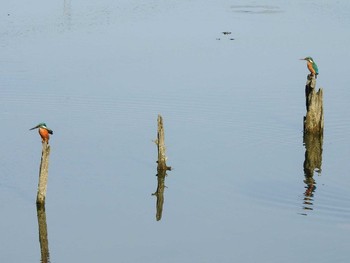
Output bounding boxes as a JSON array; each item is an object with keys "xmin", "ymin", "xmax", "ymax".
[{"xmin": 1, "ymin": 1, "xmax": 350, "ymax": 262}]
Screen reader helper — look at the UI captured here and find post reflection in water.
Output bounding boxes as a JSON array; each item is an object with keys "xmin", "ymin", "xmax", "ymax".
[
  {"xmin": 36, "ymin": 204, "xmax": 50, "ymax": 263},
  {"xmin": 152, "ymin": 169, "xmax": 167, "ymax": 221},
  {"xmin": 301, "ymin": 133, "xmax": 323, "ymax": 215},
  {"xmin": 63, "ymin": 0, "xmax": 72, "ymax": 30}
]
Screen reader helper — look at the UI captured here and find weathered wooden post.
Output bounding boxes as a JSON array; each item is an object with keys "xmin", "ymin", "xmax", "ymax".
[
  {"xmin": 303, "ymin": 74, "xmax": 324, "ymax": 134},
  {"xmin": 36, "ymin": 204, "xmax": 50, "ymax": 263},
  {"xmin": 153, "ymin": 115, "xmax": 171, "ymax": 221},
  {"xmin": 30, "ymin": 122, "xmax": 53, "ymax": 205},
  {"xmin": 155, "ymin": 115, "xmax": 171, "ymax": 172},
  {"xmin": 36, "ymin": 142, "xmax": 51, "ymax": 205}
]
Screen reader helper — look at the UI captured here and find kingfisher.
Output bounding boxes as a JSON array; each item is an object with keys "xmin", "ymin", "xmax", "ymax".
[
  {"xmin": 30, "ymin": 123, "xmax": 53, "ymax": 143},
  {"xmin": 300, "ymin": 57, "xmax": 319, "ymax": 78}
]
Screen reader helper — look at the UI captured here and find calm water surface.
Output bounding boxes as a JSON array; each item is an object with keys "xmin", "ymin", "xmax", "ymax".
[{"xmin": 1, "ymin": 0, "xmax": 350, "ymax": 262}]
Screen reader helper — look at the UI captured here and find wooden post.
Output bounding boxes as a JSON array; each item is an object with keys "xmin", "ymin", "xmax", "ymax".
[
  {"xmin": 36, "ymin": 142, "xmax": 51, "ymax": 205},
  {"xmin": 36, "ymin": 204, "xmax": 50, "ymax": 263},
  {"xmin": 153, "ymin": 115, "xmax": 171, "ymax": 221},
  {"xmin": 303, "ymin": 74, "xmax": 324, "ymax": 134},
  {"xmin": 155, "ymin": 115, "xmax": 171, "ymax": 172}
]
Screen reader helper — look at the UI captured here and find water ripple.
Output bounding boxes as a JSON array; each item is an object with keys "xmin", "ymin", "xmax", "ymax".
[{"xmin": 230, "ymin": 5, "xmax": 283, "ymax": 14}]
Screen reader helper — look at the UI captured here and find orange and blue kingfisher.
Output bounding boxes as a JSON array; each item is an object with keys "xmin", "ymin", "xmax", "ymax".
[
  {"xmin": 30, "ymin": 123, "xmax": 53, "ymax": 143},
  {"xmin": 301, "ymin": 57, "xmax": 319, "ymax": 78}
]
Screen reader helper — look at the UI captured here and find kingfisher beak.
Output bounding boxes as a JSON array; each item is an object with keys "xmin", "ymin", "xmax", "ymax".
[
  {"xmin": 29, "ymin": 125, "xmax": 40, "ymax": 130},
  {"xmin": 299, "ymin": 58, "xmax": 306, "ymax": 60}
]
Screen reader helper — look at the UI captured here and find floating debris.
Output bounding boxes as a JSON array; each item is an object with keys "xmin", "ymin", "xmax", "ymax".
[{"xmin": 222, "ymin": 31, "xmax": 231, "ymax": 35}]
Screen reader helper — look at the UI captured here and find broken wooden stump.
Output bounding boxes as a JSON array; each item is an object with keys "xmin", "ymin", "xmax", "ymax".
[
  {"xmin": 303, "ymin": 74, "xmax": 324, "ymax": 134},
  {"xmin": 36, "ymin": 142, "xmax": 51, "ymax": 205},
  {"xmin": 152, "ymin": 115, "xmax": 171, "ymax": 221}
]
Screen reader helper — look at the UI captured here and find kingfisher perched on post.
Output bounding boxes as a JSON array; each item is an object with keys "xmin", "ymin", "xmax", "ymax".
[
  {"xmin": 300, "ymin": 57, "xmax": 319, "ymax": 78},
  {"xmin": 30, "ymin": 123, "xmax": 53, "ymax": 143}
]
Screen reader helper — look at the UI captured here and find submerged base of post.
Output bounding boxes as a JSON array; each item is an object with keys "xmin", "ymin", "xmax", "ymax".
[
  {"xmin": 303, "ymin": 74, "xmax": 324, "ymax": 135},
  {"xmin": 36, "ymin": 142, "xmax": 51, "ymax": 205},
  {"xmin": 36, "ymin": 203, "xmax": 50, "ymax": 262}
]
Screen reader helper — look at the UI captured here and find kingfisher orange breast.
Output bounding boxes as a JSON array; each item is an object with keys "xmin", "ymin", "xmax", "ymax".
[
  {"xmin": 38, "ymin": 128, "xmax": 50, "ymax": 142},
  {"xmin": 307, "ymin": 61, "xmax": 316, "ymax": 75}
]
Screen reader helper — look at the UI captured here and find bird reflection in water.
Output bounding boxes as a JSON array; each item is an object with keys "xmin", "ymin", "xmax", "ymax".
[{"xmin": 301, "ymin": 133, "xmax": 323, "ymax": 215}]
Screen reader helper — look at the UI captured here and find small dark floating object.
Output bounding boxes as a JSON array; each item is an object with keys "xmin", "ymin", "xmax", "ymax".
[
  {"xmin": 216, "ymin": 38, "xmax": 221, "ymax": 40},
  {"xmin": 222, "ymin": 32, "xmax": 231, "ymax": 35},
  {"xmin": 230, "ymin": 38, "xmax": 235, "ymax": 40}
]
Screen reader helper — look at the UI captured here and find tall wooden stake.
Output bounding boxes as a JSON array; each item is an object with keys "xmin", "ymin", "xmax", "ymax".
[
  {"xmin": 155, "ymin": 115, "xmax": 171, "ymax": 172},
  {"xmin": 36, "ymin": 142, "xmax": 51, "ymax": 205},
  {"xmin": 303, "ymin": 75, "xmax": 324, "ymax": 134},
  {"xmin": 36, "ymin": 204, "xmax": 50, "ymax": 263},
  {"xmin": 153, "ymin": 115, "xmax": 171, "ymax": 221}
]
